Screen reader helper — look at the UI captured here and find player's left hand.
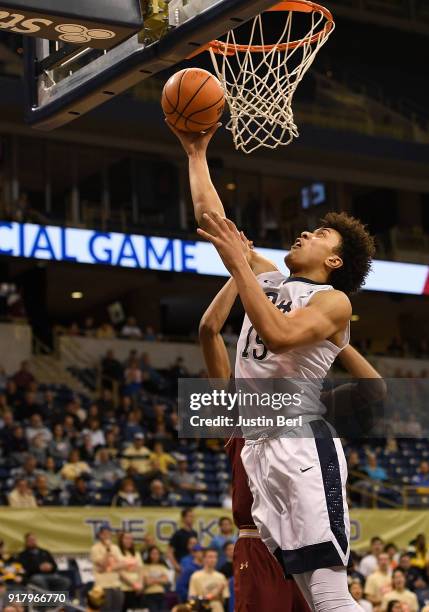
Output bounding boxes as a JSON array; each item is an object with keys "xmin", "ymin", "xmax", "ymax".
[{"xmin": 197, "ymin": 212, "xmax": 249, "ymax": 273}]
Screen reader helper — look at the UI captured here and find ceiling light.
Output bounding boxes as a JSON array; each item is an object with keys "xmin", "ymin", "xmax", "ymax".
[{"xmin": 71, "ymin": 291, "xmax": 83, "ymax": 299}]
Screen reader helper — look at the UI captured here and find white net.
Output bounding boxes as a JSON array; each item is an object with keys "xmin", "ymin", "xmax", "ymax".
[{"xmin": 208, "ymin": 3, "xmax": 334, "ymax": 154}]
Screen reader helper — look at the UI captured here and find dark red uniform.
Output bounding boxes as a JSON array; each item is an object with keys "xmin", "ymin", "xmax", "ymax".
[{"xmin": 226, "ymin": 437, "xmax": 310, "ymax": 612}]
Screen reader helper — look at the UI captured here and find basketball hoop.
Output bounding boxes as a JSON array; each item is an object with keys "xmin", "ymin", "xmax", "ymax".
[{"xmin": 197, "ymin": 0, "xmax": 335, "ymax": 154}]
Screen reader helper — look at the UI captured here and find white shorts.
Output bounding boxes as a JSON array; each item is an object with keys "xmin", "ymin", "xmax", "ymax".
[{"xmin": 240, "ymin": 419, "xmax": 350, "ymax": 574}]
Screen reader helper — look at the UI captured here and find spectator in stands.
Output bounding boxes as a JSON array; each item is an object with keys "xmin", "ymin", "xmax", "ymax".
[
  {"xmin": 117, "ymin": 532, "xmax": 144, "ymax": 612},
  {"xmin": 150, "ymin": 441, "xmax": 176, "ymax": 474},
  {"xmin": 5, "ymin": 379, "xmax": 19, "ymax": 407},
  {"xmin": 398, "ymin": 552, "xmax": 425, "ymax": 592},
  {"xmin": 405, "ymin": 413, "xmax": 423, "ymax": 438},
  {"xmin": 121, "ymin": 433, "xmax": 153, "ymax": 475},
  {"xmin": 121, "ymin": 316, "xmax": 142, "ymax": 339},
  {"xmin": 176, "ymin": 543, "xmax": 204, "ymax": 603},
  {"xmin": 408, "ymin": 533, "xmax": 429, "ymax": 572},
  {"xmin": 0, "ymin": 392, "xmax": 9, "ymax": 416},
  {"xmin": 93, "ymin": 448, "xmax": 124, "ymax": 484},
  {"xmin": 60, "ymin": 448, "xmax": 91, "ymax": 481},
  {"xmin": 170, "ymin": 357, "xmax": 188, "ymax": 379},
  {"xmin": 90, "ymin": 526, "xmax": 124, "ymax": 612},
  {"xmin": 364, "ymin": 453, "xmax": 388, "ymax": 482},
  {"xmin": 11, "ymin": 455, "xmax": 43, "ymax": 486},
  {"xmin": 384, "ymin": 438, "xmax": 399, "ymax": 456},
  {"xmin": 364, "ymin": 552, "xmax": 393, "ymax": 608},
  {"xmin": 68, "ymin": 476, "xmax": 95, "ymax": 506},
  {"xmin": 5, "ymin": 425, "xmax": 28, "ymax": 457},
  {"xmin": 143, "ymin": 479, "xmax": 171, "ymax": 507},
  {"xmin": 48, "ymin": 423, "xmax": 71, "ymax": 461},
  {"xmin": 381, "ymin": 568, "xmax": 418, "ymax": 612},
  {"xmin": 188, "ymin": 548, "xmax": 229, "ymax": 612},
  {"xmin": 219, "ymin": 542, "xmax": 234, "ymax": 579},
  {"xmin": 142, "ymin": 545, "xmax": 170, "ymax": 612},
  {"xmin": 96, "ymin": 322, "xmax": 116, "ymax": 339},
  {"xmin": 26, "ymin": 413, "xmax": 52, "ymax": 446},
  {"xmin": 390, "ymin": 411, "xmax": 406, "ymax": 437},
  {"xmin": 13, "ymin": 360, "xmax": 35, "ymax": 391},
  {"xmin": 180, "ymin": 538, "xmax": 200, "ymax": 571},
  {"xmin": 384, "ymin": 543, "xmax": 399, "ymax": 569},
  {"xmin": 44, "ymin": 456, "xmax": 63, "ymax": 492},
  {"xmin": 34, "ymin": 474, "xmax": 58, "ymax": 506},
  {"xmin": 111, "ymin": 478, "xmax": 141, "ymax": 507},
  {"xmin": 0, "ymin": 539, "xmax": 25, "ymax": 587},
  {"xmin": 7, "ymin": 478, "xmax": 37, "ymax": 508},
  {"xmin": 171, "ymin": 458, "xmax": 206, "ymax": 495},
  {"xmin": 86, "ymin": 585, "xmax": 105, "ymax": 611},
  {"xmin": 360, "ymin": 537, "xmax": 385, "ymax": 577},
  {"xmin": 80, "ymin": 433, "xmax": 97, "ymax": 463},
  {"xmin": 101, "ymin": 350, "xmax": 123, "ymax": 389},
  {"xmin": 103, "ymin": 429, "xmax": 120, "ymax": 460},
  {"xmin": 18, "ymin": 532, "xmax": 70, "ymax": 592},
  {"xmin": 68, "ymin": 322, "xmax": 80, "ymax": 336},
  {"xmin": 124, "ymin": 361, "xmax": 144, "ymax": 396},
  {"xmin": 349, "ymin": 580, "xmax": 373, "ymax": 612},
  {"xmin": 0, "ymin": 410, "xmax": 16, "ymax": 449},
  {"xmin": 167, "ymin": 509, "xmax": 198, "ymax": 572},
  {"xmin": 84, "ymin": 417, "xmax": 106, "ymax": 448},
  {"xmin": 209, "ymin": 518, "xmax": 237, "ymax": 567},
  {"xmin": 122, "ymin": 412, "xmax": 144, "ymax": 442},
  {"xmin": 21, "ymin": 391, "xmax": 42, "ymax": 421}
]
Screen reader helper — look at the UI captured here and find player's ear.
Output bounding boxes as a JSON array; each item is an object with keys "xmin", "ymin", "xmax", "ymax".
[{"xmin": 325, "ymin": 254, "xmax": 343, "ymax": 271}]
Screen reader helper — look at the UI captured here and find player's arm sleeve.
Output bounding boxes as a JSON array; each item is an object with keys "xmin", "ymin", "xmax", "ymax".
[{"xmin": 188, "ymin": 153, "xmax": 226, "ymax": 230}]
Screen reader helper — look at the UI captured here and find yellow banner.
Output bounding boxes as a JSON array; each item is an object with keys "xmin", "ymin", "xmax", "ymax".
[{"xmin": 0, "ymin": 508, "xmax": 428, "ymax": 554}]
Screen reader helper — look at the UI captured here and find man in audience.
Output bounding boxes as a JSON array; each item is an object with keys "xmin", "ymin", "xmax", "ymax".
[
  {"xmin": 413, "ymin": 460, "xmax": 429, "ymax": 486},
  {"xmin": 61, "ymin": 449, "xmax": 91, "ymax": 481},
  {"xmin": 68, "ymin": 477, "xmax": 95, "ymax": 506},
  {"xmin": 121, "ymin": 316, "xmax": 142, "ymax": 338},
  {"xmin": 167, "ymin": 508, "xmax": 198, "ymax": 572},
  {"xmin": 18, "ymin": 533, "xmax": 70, "ymax": 592},
  {"xmin": 13, "ymin": 361, "xmax": 35, "ymax": 391},
  {"xmin": 93, "ymin": 449, "xmax": 124, "ymax": 483},
  {"xmin": 176, "ymin": 544, "xmax": 204, "ymax": 602},
  {"xmin": 171, "ymin": 458, "xmax": 206, "ymax": 495},
  {"xmin": 365, "ymin": 552, "xmax": 393, "ymax": 608},
  {"xmin": 120, "ymin": 432, "xmax": 154, "ymax": 475},
  {"xmin": 11, "ymin": 455, "xmax": 43, "ymax": 487},
  {"xmin": 188, "ymin": 548, "xmax": 229, "ymax": 612},
  {"xmin": 90, "ymin": 526, "xmax": 124, "ymax": 612},
  {"xmin": 381, "ymin": 568, "xmax": 418, "ymax": 612},
  {"xmin": 25, "ymin": 413, "xmax": 52, "ymax": 446},
  {"xmin": 143, "ymin": 479, "xmax": 171, "ymax": 507},
  {"xmin": 101, "ymin": 349, "xmax": 123, "ymax": 389},
  {"xmin": 34, "ymin": 474, "xmax": 58, "ymax": 506},
  {"xmin": 209, "ymin": 517, "xmax": 237, "ymax": 568},
  {"xmin": 360, "ymin": 537, "xmax": 385, "ymax": 577},
  {"xmin": 7, "ymin": 478, "xmax": 37, "ymax": 508}
]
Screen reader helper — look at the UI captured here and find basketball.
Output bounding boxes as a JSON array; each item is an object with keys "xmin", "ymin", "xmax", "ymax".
[{"xmin": 161, "ymin": 68, "xmax": 225, "ymax": 132}]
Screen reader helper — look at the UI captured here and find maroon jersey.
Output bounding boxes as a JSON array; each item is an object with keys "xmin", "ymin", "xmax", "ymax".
[{"xmin": 225, "ymin": 437, "xmax": 310, "ymax": 612}]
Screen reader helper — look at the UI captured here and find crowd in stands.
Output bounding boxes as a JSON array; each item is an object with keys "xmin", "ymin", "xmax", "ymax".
[{"xmin": 2, "ymin": 518, "xmax": 429, "ymax": 611}]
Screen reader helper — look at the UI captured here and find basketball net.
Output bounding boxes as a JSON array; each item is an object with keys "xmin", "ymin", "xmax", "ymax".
[{"xmin": 207, "ymin": 2, "xmax": 334, "ymax": 154}]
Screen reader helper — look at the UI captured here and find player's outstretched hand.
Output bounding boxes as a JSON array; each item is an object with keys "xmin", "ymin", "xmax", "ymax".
[
  {"xmin": 165, "ymin": 119, "xmax": 221, "ymax": 156},
  {"xmin": 197, "ymin": 212, "xmax": 250, "ymax": 274}
]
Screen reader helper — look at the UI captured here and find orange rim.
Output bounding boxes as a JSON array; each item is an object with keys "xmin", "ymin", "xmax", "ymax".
[{"xmin": 203, "ymin": 0, "xmax": 334, "ymax": 56}]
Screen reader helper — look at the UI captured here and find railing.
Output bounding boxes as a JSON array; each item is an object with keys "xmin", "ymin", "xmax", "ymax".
[{"xmin": 347, "ymin": 470, "xmax": 404, "ymax": 509}]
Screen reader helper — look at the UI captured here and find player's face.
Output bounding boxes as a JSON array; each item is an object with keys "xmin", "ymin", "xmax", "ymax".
[{"xmin": 285, "ymin": 227, "xmax": 342, "ymax": 274}]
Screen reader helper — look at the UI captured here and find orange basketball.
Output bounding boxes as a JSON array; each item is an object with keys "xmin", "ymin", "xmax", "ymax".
[{"xmin": 162, "ymin": 68, "xmax": 225, "ymax": 132}]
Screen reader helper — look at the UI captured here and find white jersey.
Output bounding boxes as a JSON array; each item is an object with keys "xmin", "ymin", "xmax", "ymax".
[{"xmin": 235, "ymin": 272, "xmax": 349, "ymax": 426}]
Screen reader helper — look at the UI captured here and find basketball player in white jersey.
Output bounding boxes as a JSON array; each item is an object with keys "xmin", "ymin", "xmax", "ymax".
[{"xmin": 167, "ymin": 121, "xmax": 375, "ymax": 611}]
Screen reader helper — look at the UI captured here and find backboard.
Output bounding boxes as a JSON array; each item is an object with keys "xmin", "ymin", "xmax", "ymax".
[{"xmin": 22, "ymin": 0, "xmax": 281, "ymax": 130}]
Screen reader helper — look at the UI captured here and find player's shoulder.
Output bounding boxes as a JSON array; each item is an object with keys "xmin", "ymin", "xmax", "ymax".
[{"xmin": 308, "ymin": 288, "xmax": 352, "ymax": 317}]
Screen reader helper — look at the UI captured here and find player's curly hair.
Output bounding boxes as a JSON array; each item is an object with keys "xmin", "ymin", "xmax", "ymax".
[{"xmin": 320, "ymin": 212, "xmax": 375, "ymax": 295}]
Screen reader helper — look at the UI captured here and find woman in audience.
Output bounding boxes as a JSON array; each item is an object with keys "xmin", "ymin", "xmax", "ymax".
[
  {"xmin": 142, "ymin": 546, "xmax": 170, "ymax": 612},
  {"xmin": 118, "ymin": 532, "xmax": 144, "ymax": 612},
  {"xmin": 112, "ymin": 478, "xmax": 141, "ymax": 507},
  {"xmin": 48, "ymin": 423, "xmax": 71, "ymax": 461},
  {"xmin": 44, "ymin": 456, "xmax": 63, "ymax": 492}
]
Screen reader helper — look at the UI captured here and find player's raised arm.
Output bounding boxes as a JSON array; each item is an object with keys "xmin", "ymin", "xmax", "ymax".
[
  {"xmin": 166, "ymin": 121, "xmax": 225, "ymax": 230},
  {"xmin": 199, "ymin": 277, "xmax": 237, "ymax": 380}
]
